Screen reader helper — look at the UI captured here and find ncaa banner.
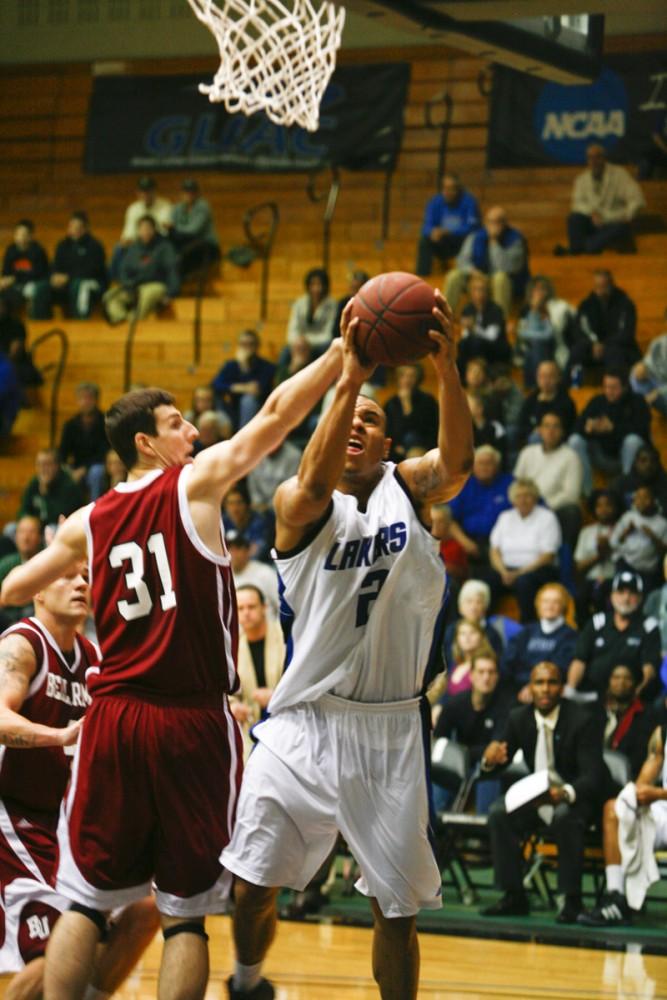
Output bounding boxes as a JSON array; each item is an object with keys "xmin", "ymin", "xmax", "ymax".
[
  {"xmin": 487, "ymin": 52, "xmax": 667, "ymax": 167},
  {"xmin": 84, "ymin": 64, "xmax": 410, "ymax": 174}
]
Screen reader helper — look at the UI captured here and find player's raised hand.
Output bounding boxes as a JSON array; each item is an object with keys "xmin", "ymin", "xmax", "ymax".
[
  {"xmin": 427, "ymin": 290, "xmax": 456, "ymax": 371},
  {"xmin": 340, "ymin": 299, "xmax": 377, "ymax": 384}
]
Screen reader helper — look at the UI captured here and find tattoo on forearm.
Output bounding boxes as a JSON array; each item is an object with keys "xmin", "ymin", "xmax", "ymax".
[{"xmin": 0, "ymin": 733, "xmax": 35, "ymax": 747}]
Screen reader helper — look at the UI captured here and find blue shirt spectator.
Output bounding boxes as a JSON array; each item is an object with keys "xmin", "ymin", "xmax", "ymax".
[
  {"xmin": 416, "ymin": 173, "xmax": 480, "ymax": 277},
  {"xmin": 448, "ymin": 446, "xmax": 512, "ymax": 547},
  {"xmin": 212, "ymin": 329, "xmax": 275, "ymax": 431}
]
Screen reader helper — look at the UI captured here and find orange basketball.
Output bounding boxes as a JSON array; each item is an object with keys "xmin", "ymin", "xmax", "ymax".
[{"xmin": 349, "ymin": 272, "xmax": 440, "ymax": 366}]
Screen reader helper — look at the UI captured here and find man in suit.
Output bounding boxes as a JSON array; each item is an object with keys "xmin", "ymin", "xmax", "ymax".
[{"xmin": 480, "ymin": 661, "xmax": 604, "ymax": 923}]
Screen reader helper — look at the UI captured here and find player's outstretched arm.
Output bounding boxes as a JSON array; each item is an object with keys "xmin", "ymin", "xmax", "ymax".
[
  {"xmin": 186, "ymin": 338, "xmax": 344, "ymax": 503},
  {"xmin": 0, "ymin": 633, "xmax": 82, "ymax": 748},
  {"xmin": 398, "ymin": 291, "xmax": 473, "ymax": 510},
  {"xmin": 0, "ymin": 509, "xmax": 87, "ymax": 607},
  {"xmin": 275, "ymin": 306, "xmax": 376, "ymax": 549}
]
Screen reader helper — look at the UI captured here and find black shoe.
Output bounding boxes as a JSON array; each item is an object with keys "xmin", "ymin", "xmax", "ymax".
[
  {"xmin": 480, "ymin": 891, "xmax": 530, "ymax": 917},
  {"xmin": 556, "ymin": 895, "xmax": 583, "ymax": 924},
  {"xmin": 227, "ymin": 976, "xmax": 275, "ymax": 999},
  {"xmin": 577, "ymin": 891, "xmax": 632, "ymax": 927}
]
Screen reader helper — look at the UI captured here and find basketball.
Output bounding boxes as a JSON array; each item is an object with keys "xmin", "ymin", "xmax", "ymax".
[{"xmin": 349, "ymin": 272, "xmax": 441, "ymax": 366}]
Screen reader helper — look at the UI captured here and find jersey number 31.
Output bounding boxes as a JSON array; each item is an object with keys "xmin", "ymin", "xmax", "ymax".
[{"xmin": 109, "ymin": 533, "xmax": 177, "ymax": 621}]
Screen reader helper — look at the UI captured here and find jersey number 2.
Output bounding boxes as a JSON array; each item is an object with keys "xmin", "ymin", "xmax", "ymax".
[
  {"xmin": 355, "ymin": 569, "xmax": 389, "ymax": 627},
  {"xmin": 109, "ymin": 533, "xmax": 177, "ymax": 621}
]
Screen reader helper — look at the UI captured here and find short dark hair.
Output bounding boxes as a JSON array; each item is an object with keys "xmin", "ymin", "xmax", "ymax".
[
  {"xmin": 16, "ymin": 219, "xmax": 34, "ymax": 233},
  {"xmin": 71, "ymin": 211, "xmax": 89, "ymax": 226},
  {"xmin": 137, "ymin": 214, "xmax": 157, "ymax": 230},
  {"xmin": 237, "ymin": 584, "xmax": 266, "ymax": 604},
  {"xmin": 304, "ymin": 267, "xmax": 329, "ymax": 296},
  {"xmin": 105, "ymin": 387, "xmax": 175, "ymax": 470},
  {"xmin": 603, "ymin": 366, "xmax": 628, "ymax": 386}
]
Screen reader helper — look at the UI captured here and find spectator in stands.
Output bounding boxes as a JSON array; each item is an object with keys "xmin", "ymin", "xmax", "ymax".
[
  {"xmin": 433, "ymin": 652, "xmax": 512, "ymax": 814},
  {"xmin": 514, "ymin": 411, "xmax": 583, "ymax": 547},
  {"xmin": 431, "ymin": 503, "xmax": 468, "ymax": 586},
  {"xmin": 193, "ymin": 411, "xmax": 230, "ymax": 454},
  {"xmin": 446, "ymin": 620, "xmax": 496, "ymax": 698},
  {"xmin": 286, "ymin": 267, "xmax": 337, "ymax": 353},
  {"xmin": 515, "ymin": 280, "xmax": 557, "ymax": 387},
  {"xmin": 101, "ymin": 449, "xmax": 126, "ymax": 492},
  {"xmin": 58, "ymin": 381, "xmax": 108, "ymax": 500},
  {"xmin": 638, "ymin": 109, "xmax": 667, "ymax": 179},
  {"xmin": 630, "ymin": 312, "xmax": 667, "ymax": 417},
  {"xmin": 519, "ymin": 277, "xmax": 575, "ymax": 373},
  {"xmin": 111, "ymin": 176, "xmax": 172, "ymax": 279},
  {"xmin": 0, "ymin": 514, "xmax": 42, "ymax": 627},
  {"xmin": 457, "ymin": 273, "xmax": 512, "ymax": 374},
  {"xmin": 567, "ymin": 569, "xmax": 661, "ymax": 703},
  {"xmin": 610, "ymin": 485, "xmax": 667, "ymax": 591},
  {"xmin": 574, "ymin": 489, "xmax": 622, "ymax": 624},
  {"xmin": 645, "ymin": 554, "xmax": 667, "ymax": 657},
  {"xmin": 333, "ymin": 269, "xmax": 369, "ymax": 340},
  {"xmin": 556, "ymin": 144, "xmax": 645, "ymax": 256},
  {"xmin": 613, "ymin": 444, "xmax": 667, "ymax": 515},
  {"xmin": 50, "ymin": 211, "xmax": 107, "ymax": 318},
  {"xmin": 227, "ymin": 533, "xmax": 279, "ymax": 619},
  {"xmin": 462, "ymin": 356, "xmax": 497, "ymax": 415},
  {"xmin": 17, "ymin": 448, "xmax": 82, "ymax": 526},
  {"xmin": 445, "ymin": 206, "xmax": 529, "ymax": 317},
  {"xmin": 468, "ymin": 394, "xmax": 507, "ymax": 466},
  {"xmin": 443, "ymin": 579, "xmax": 507, "ymax": 667},
  {"xmin": 167, "ymin": 178, "xmax": 220, "ymax": 279},
  {"xmin": 0, "ymin": 297, "xmax": 42, "ymax": 395},
  {"xmin": 416, "ymin": 172, "xmax": 481, "ymax": 277},
  {"xmin": 184, "ymin": 385, "xmax": 216, "ymax": 427},
  {"xmin": 231, "ymin": 584, "xmax": 285, "ymax": 756},
  {"xmin": 568, "ymin": 270, "xmax": 640, "ymax": 381},
  {"xmin": 0, "ymin": 220, "xmax": 51, "ymax": 319},
  {"xmin": 384, "ymin": 364, "xmax": 438, "ymax": 460},
  {"xmin": 0, "ymin": 348, "xmax": 20, "ymax": 437},
  {"xmin": 597, "ymin": 664, "xmax": 656, "ymax": 783},
  {"xmin": 517, "ymin": 360, "xmax": 577, "ymax": 448},
  {"xmin": 568, "ymin": 368, "xmax": 650, "ymax": 496},
  {"xmin": 487, "ymin": 363, "xmax": 525, "ymax": 464},
  {"xmin": 274, "ymin": 335, "xmax": 321, "ymax": 443},
  {"xmin": 223, "ymin": 485, "xmax": 271, "ymax": 562},
  {"xmin": 481, "ymin": 661, "xmax": 605, "ymax": 923},
  {"xmin": 503, "ymin": 584, "xmax": 577, "ymax": 701},
  {"xmin": 488, "ymin": 478, "xmax": 561, "ymax": 623},
  {"xmin": 578, "ymin": 719, "xmax": 667, "ymax": 928},
  {"xmin": 247, "ymin": 440, "xmax": 302, "ymax": 513},
  {"xmin": 211, "ymin": 328, "xmax": 275, "ymax": 431},
  {"xmin": 448, "ymin": 445, "xmax": 512, "ymax": 570},
  {"xmin": 103, "ymin": 216, "xmax": 180, "ymax": 325}
]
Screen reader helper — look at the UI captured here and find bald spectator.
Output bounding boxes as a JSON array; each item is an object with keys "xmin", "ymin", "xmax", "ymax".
[
  {"xmin": 17, "ymin": 448, "xmax": 83, "ymax": 527},
  {"xmin": 556, "ymin": 144, "xmax": 645, "ymax": 256},
  {"xmin": 0, "ymin": 515, "xmax": 42, "ymax": 626},
  {"xmin": 416, "ymin": 173, "xmax": 481, "ymax": 276},
  {"xmin": 445, "ymin": 206, "xmax": 529, "ymax": 317}
]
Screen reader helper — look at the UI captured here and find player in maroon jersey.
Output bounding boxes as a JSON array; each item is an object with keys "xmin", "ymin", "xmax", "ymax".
[
  {"xmin": 1, "ymin": 332, "xmax": 346, "ymax": 1000},
  {"xmin": 0, "ymin": 562, "xmax": 159, "ymax": 1000}
]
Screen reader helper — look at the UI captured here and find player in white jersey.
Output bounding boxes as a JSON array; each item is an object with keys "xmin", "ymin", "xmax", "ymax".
[{"xmin": 222, "ymin": 293, "xmax": 473, "ymax": 1000}]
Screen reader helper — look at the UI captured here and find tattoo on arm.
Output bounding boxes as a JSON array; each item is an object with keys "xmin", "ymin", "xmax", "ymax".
[
  {"xmin": 411, "ymin": 457, "xmax": 445, "ymax": 500},
  {"xmin": 1, "ymin": 734, "xmax": 34, "ymax": 748}
]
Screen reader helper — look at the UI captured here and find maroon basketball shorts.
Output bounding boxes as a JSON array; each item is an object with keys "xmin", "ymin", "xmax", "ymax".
[
  {"xmin": 0, "ymin": 800, "xmax": 69, "ymax": 971},
  {"xmin": 57, "ymin": 694, "xmax": 243, "ymax": 917}
]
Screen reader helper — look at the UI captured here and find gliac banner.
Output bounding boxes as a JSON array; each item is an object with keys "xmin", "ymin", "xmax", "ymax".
[
  {"xmin": 84, "ymin": 64, "xmax": 410, "ymax": 174},
  {"xmin": 487, "ymin": 52, "xmax": 667, "ymax": 167}
]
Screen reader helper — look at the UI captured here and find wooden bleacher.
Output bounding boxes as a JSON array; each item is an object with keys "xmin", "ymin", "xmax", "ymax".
[{"xmin": 0, "ymin": 43, "xmax": 666, "ymax": 523}]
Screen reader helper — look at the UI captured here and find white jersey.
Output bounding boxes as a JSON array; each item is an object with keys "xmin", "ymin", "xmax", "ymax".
[{"xmin": 268, "ymin": 462, "xmax": 446, "ymax": 712}]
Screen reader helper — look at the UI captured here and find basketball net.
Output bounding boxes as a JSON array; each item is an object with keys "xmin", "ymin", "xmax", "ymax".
[{"xmin": 186, "ymin": 0, "xmax": 346, "ymax": 132}]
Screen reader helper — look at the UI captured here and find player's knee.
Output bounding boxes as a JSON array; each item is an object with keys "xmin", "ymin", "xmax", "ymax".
[
  {"xmin": 371, "ymin": 901, "xmax": 416, "ymax": 941},
  {"xmin": 162, "ymin": 919, "xmax": 209, "ymax": 943},
  {"xmin": 233, "ymin": 877, "xmax": 278, "ymax": 914},
  {"xmin": 115, "ymin": 896, "xmax": 161, "ymax": 939}
]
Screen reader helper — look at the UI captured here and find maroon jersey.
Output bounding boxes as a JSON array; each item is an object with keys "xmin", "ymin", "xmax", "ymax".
[
  {"xmin": 0, "ymin": 617, "xmax": 96, "ymax": 815},
  {"xmin": 84, "ymin": 465, "xmax": 238, "ymax": 705}
]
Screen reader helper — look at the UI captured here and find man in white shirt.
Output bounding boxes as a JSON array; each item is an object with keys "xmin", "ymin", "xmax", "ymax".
[
  {"xmin": 514, "ymin": 412, "xmax": 583, "ymax": 547},
  {"xmin": 228, "ymin": 533, "xmax": 280, "ymax": 619},
  {"xmin": 557, "ymin": 144, "xmax": 645, "ymax": 256}
]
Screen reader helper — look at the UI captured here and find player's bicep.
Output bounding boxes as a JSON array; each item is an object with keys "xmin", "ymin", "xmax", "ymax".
[
  {"xmin": 188, "ymin": 413, "xmax": 284, "ymax": 501},
  {"xmin": 398, "ymin": 449, "xmax": 469, "ymax": 506},
  {"xmin": 0, "ymin": 635, "xmax": 35, "ymax": 712}
]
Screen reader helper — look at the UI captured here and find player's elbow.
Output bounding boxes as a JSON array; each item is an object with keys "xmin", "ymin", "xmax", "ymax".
[{"xmin": 0, "ymin": 571, "xmax": 24, "ymax": 607}]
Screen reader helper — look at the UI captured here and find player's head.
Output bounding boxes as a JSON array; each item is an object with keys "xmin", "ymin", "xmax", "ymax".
[
  {"xmin": 34, "ymin": 560, "xmax": 90, "ymax": 627},
  {"xmin": 343, "ymin": 395, "xmax": 391, "ymax": 480},
  {"xmin": 529, "ymin": 661, "xmax": 563, "ymax": 715},
  {"xmin": 237, "ymin": 585, "xmax": 267, "ymax": 637},
  {"xmin": 105, "ymin": 387, "xmax": 197, "ymax": 472}
]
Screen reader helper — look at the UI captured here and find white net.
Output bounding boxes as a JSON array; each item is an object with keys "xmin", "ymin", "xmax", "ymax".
[{"xmin": 186, "ymin": 0, "xmax": 346, "ymax": 132}]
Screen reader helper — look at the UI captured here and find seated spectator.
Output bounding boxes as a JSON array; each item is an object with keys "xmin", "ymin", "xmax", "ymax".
[
  {"xmin": 17, "ymin": 448, "xmax": 82, "ymax": 527},
  {"xmin": 556, "ymin": 143, "xmax": 645, "ymax": 256},
  {"xmin": 503, "ymin": 584, "xmax": 577, "ymax": 701},
  {"xmin": 443, "ymin": 579, "xmax": 512, "ymax": 666},
  {"xmin": 184, "ymin": 385, "xmax": 216, "ymax": 427},
  {"xmin": 333, "ymin": 269, "xmax": 369, "ymax": 339},
  {"xmin": 596, "ymin": 664, "xmax": 656, "ymax": 783},
  {"xmin": 227, "ymin": 533, "xmax": 279, "ymax": 618},
  {"xmin": 567, "ymin": 569, "xmax": 661, "ymax": 703},
  {"xmin": 275, "ymin": 336, "xmax": 321, "ymax": 443},
  {"xmin": 212, "ymin": 329, "xmax": 275, "ymax": 431},
  {"xmin": 568, "ymin": 368, "xmax": 650, "ymax": 497},
  {"xmin": 448, "ymin": 446, "xmax": 512, "ymax": 568},
  {"xmin": 445, "ymin": 206, "xmax": 529, "ymax": 317},
  {"xmin": 433, "ymin": 652, "xmax": 513, "ymax": 814},
  {"xmin": 0, "ymin": 348, "xmax": 20, "ymax": 437},
  {"xmin": 0, "ymin": 220, "xmax": 50, "ymax": 319},
  {"xmin": 645, "ymin": 554, "xmax": 667, "ymax": 657},
  {"xmin": 578, "ymin": 720, "xmax": 666, "ymax": 928},
  {"xmin": 446, "ymin": 620, "xmax": 496, "ymax": 698},
  {"xmin": 517, "ymin": 360, "xmax": 577, "ymax": 448},
  {"xmin": 286, "ymin": 267, "xmax": 337, "ymax": 353},
  {"xmin": 50, "ymin": 211, "xmax": 107, "ymax": 318},
  {"xmin": 247, "ymin": 440, "xmax": 302, "ymax": 513},
  {"xmin": 102, "ymin": 216, "xmax": 180, "ymax": 325},
  {"xmin": 488, "ymin": 478, "xmax": 561, "ymax": 623},
  {"xmin": 111, "ymin": 176, "xmax": 172, "ymax": 278},
  {"xmin": 468, "ymin": 394, "xmax": 506, "ymax": 466},
  {"xmin": 223, "ymin": 485, "xmax": 271, "ymax": 562},
  {"xmin": 480, "ymin": 662, "xmax": 605, "ymax": 923},
  {"xmin": 0, "ymin": 514, "xmax": 42, "ymax": 627},
  {"xmin": 230, "ymin": 584, "xmax": 285, "ymax": 757},
  {"xmin": 416, "ymin": 172, "xmax": 481, "ymax": 276},
  {"xmin": 167, "ymin": 178, "xmax": 220, "ymax": 279},
  {"xmin": 520, "ymin": 276, "xmax": 576, "ymax": 372},
  {"xmin": 487, "ymin": 363, "xmax": 525, "ymax": 464},
  {"xmin": 574, "ymin": 488, "xmax": 622, "ymax": 624},
  {"xmin": 568, "ymin": 270, "xmax": 640, "ymax": 381},
  {"xmin": 0, "ymin": 298, "xmax": 42, "ymax": 394},
  {"xmin": 101, "ymin": 449, "xmax": 126, "ymax": 492},
  {"xmin": 384, "ymin": 364, "xmax": 438, "ymax": 460},
  {"xmin": 462, "ymin": 357, "xmax": 499, "ymax": 418},
  {"xmin": 431, "ymin": 503, "xmax": 468, "ymax": 587},
  {"xmin": 613, "ymin": 444, "xmax": 667, "ymax": 514},
  {"xmin": 630, "ymin": 311, "xmax": 667, "ymax": 417},
  {"xmin": 457, "ymin": 273, "xmax": 512, "ymax": 374},
  {"xmin": 514, "ymin": 411, "xmax": 583, "ymax": 547},
  {"xmin": 515, "ymin": 281, "xmax": 558, "ymax": 388},
  {"xmin": 58, "ymin": 382, "xmax": 108, "ymax": 500},
  {"xmin": 610, "ymin": 485, "xmax": 667, "ymax": 591},
  {"xmin": 193, "ymin": 410, "xmax": 230, "ymax": 454}
]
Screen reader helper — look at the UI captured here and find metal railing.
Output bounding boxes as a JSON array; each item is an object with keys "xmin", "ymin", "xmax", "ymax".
[
  {"xmin": 306, "ymin": 167, "xmax": 340, "ymax": 273},
  {"xmin": 29, "ymin": 327, "xmax": 69, "ymax": 448},
  {"xmin": 424, "ymin": 91, "xmax": 454, "ymax": 189},
  {"xmin": 181, "ymin": 238, "xmax": 217, "ymax": 368},
  {"xmin": 243, "ymin": 201, "xmax": 280, "ymax": 322}
]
